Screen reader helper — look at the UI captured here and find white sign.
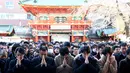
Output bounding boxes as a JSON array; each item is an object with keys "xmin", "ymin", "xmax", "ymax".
[
  {"xmin": 14, "ymin": 27, "xmax": 32, "ymax": 34},
  {"xmin": 38, "ymin": 31, "xmax": 48, "ymax": 36},
  {"xmin": 51, "ymin": 34, "xmax": 70, "ymax": 42},
  {"xmin": 5, "ymin": 1, "xmax": 14, "ymax": 9},
  {"xmin": 0, "ymin": 13, "xmax": 27, "ymax": 19},
  {"xmin": 72, "ymin": 30, "xmax": 84, "ymax": 36},
  {"xmin": 50, "ymin": 25, "xmax": 71, "ymax": 30}
]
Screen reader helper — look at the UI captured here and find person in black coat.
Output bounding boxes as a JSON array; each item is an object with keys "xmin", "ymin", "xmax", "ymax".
[
  {"xmin": 119, "ymin": 47, "xmax": 130, "ymax": 73},
  {"xmin": 7, "ymin": 47, "xmax": 30, "ymax": 73},
  {"xmin": 0, "ymin": 49, "xmax": 7, "ymax": 73},
  {"xmin": 0, "ymin": 58, "xmax": 6, "ymax": 73},
  {"xmin": 73, "ymin": 45, "xmax": 100, "ymax": 73},
  {"xmin": 4, "ymin": 43, "xmax": 20, "ymax": 73},
  {"xmin": 31, "ymin": 46, "xmax": 56, "ymax": 73},
  {"xmin": 114, "ymin": 43, "xmax": 127, "ymax": 68}
]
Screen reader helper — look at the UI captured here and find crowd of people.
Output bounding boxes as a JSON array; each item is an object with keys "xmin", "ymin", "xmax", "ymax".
[{"xmin": 0, "ymin": 40, "xmax": 130, "ymax": 73}]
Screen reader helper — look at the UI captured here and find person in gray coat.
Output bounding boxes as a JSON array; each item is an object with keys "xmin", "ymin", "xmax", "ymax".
[
  {"xmin": 99, "ymin": 46, "xmax": 117, "ymax": 73},
  {"xmin": 54, "ymin": 46, "xmax": 74, "ymax": 73}
]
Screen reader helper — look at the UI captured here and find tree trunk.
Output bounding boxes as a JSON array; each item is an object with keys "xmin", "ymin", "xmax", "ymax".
[{"xmin": 125, "ymin": 24, "xmax": 129, "ymax": 37}]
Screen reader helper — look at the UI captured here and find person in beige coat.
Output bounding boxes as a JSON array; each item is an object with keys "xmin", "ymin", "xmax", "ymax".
[
  {"xmin": 99, "ymin": 46, "xmax": 117, "ymax": 73},
  {"xmin": 54, "ymin": 47, "xmax": 74, "ymax": 73}
]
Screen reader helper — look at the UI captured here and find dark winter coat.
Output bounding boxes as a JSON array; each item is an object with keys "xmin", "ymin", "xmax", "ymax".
[
  {"xmin": 4, "ymin": 53, "xmax": 15, "ymax": 73},
  {"xmin": 31, "ymin": 56, "xmax": 56, "ymax": 73},
  {"xmin": 7, "ymin": 59, "xmax": 30, "ymax": 73},
  {"xmin": 0, "ymin": 59, "xmax": 7, "ymax": 73},
  {"xmin": 73, "ymin": 54, "xmax": 100, "ymax": 73},
  {"xmin": 114, "ymin": 52, "xmax": 126, "ymax": 67},
  {"xmin": 54, "ymin": 54, "xmax": 74, "ymax": 73},
  {"xmin": 119, "ymin": 57, "xmax": 130, "ymax": 73}
]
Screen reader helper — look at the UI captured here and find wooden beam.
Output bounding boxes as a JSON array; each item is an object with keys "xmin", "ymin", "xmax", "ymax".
[
  {"xmin": 28, "ymin": 23, "xmax": 91, "ymax": 26},
  {"xmin": 21, "ymin": 4, "xmax": 81, "ymax": 8}
]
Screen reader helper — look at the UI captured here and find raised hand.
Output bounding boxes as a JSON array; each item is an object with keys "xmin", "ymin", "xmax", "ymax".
[
  {"xmin": 63, "ymin": 55, "xmax": 68, "ymax": 65},
  {"xmin": 85, "ymin": 53, "xmax": 90, "ymax": 64},
  {"xmin": 106, "ymin": 53, "xmax": 110, "ymax": 63},
  {"xmin": 41, "ymin": 55, "xmax": 47, "ymax": 67},
  {"xmin": 16, "ymin": 56, "xmax": 22, "ymax": 66},
  {"xmin": 62, "ymin": 57, "xmax": 68, "ymax": 68}
]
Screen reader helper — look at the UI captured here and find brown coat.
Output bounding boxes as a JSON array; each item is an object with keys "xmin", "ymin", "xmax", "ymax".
[
  {"xmin": 54, "ymin": 54, "xmax": 74, "ymax": 73},
  {"xmin": 98, "ymin": 55, "xmax": 117, "ymax": 73}
]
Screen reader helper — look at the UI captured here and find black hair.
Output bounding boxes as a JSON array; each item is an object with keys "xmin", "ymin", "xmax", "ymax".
[
  {"xmin": 54, "ymin": 41, "xmax": 59, "ymax": 45},
  {"xmin": 40, "ymin": 42, "xmax": 46, "ymax": 46},
  {"xmin": 22, "ymin": 44, "xmax": 29, "ymax": 50},
  {"xmin": 39, "ymin": 46, "xmax": 48, "ymax": 51},
  {"xmin": 60, "ymin": 46, "xmax": 69, "ymax": 56},
  {"xmin": 98, "ymin": 43, "xmax": 105, "ymax": 49},
  {"xmin": 64, "ymin": 42, "xmax": 71, "ymax": 47},
  {"xmin": 72, "ymin": 45, "xmax": 79, "ymax": 49},
  {"xmin": 29, "ymin": 46, "xmax": 34, "ymax": 49},
  {"xmin": 48, "ymin": 43, "xmax": 53, "ymax": 47},
  {"xmin": 12, "ymin": 43, "xmax": 20, "ymax": 53},
  {"xmin": 120, "ymin": 43, "xmax": 127, "ymax": 47},
  {"xmin": 102, "ymin": 46, "xmax": 113, "ymax": 56},
  {"xmin": 126, "ymin": 47, "xmax": 130, "ymax": 55},
  {"xmin": 24, "ymin": 41, "xmax": 29, "ymax": 44},
  {"xmin": 112, "ymin": 45, "xmax": 120, "ymax": 50},
  {"xmin": 91, "ymin": 44, "xmax": 98, "ymax": 49},
  {"xmin": 15, "ymin": 47, "xmax": 25, "ymax": 54},
  {"xmin": 82, "ymin": 42, "xmax": 88, "ymax": 46},
  {"xmin": 80, "ymin": 45, "xmax": 90, "ymax": 54}
]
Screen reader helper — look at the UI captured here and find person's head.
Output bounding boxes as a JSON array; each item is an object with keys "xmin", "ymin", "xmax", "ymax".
[
  {"xmin": 2, "ymin": 42, "xmax": 7, "ymax": 49},
  {"xmin": 0, "ymin": 49, "xmax": 7, "ymax": 59},
  {"xmin": 29, "ymin": 46, "xmax": 34, "ymax": 55},
  {"xmin": 12, "ymin": 43, "xmax": 20, "ymax": 54},
  {"xmin": 64, "ymin": 42, "xmax": 71, "ymax": 51},
  {"xmin": 22, "ymin": 44, "xmax": 29, "ymax": 54},
  {"xmin": 126, "ymin": 47, "xmax": 130, "ymax": 59},
  {"xmin": 91, "ymin": 44, "xmax": 98, "ymax": 48},
  {"xmin": 80, "ymin": 45, "xmax": 90, "ymax": 56},
  {"xmin": 39, "ymin": 46, "xmax": 48, "ymax": 56},
  {"xmin": 60, "ymin": 46, "xmax": 69, "ymax": 57},
  {"xmin": 98, "ymin": 43, "xmax": 105, "ymax": 50},
  {"xmin": 54, "ymin": 47, "xmax": 60, "ymax": 55},
  {"xmin": 40, "ymin": 42, "xmax": 47, "ymax": 47},
  {"xmin": 120, "ymin": 43, "xmax": 127, "ymax": 54},
  {"xmin": 0, "ymin": 42, "xmax": 2, "ymax": 49},
  {"xmin": 91, "ymin": 44, "xmax": 98, "ymax": 53},
  {"xmin": 102, "ymin": 46, "xmax": 113, "ymax": 56},
  {"xmin": 48, "ymin": 43, "xmax": 53, "ymax": 53},
  {"xmin": 112, "ymin": 45, "xmax": 120, "ymax": 54},
  {"xmin": 15, "ymin": 47, "xmax": 25, "ymax": 60},
  {"xmin": 73, "ymin": 46, "xmax": 79, "ymax": 56},
  {"xmin": 48, "ymin": 44, "xmax": 53, "ymax": 49}
]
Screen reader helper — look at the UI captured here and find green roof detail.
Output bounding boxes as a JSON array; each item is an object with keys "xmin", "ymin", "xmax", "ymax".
[
  {"xmin": 0, "ymin": 25, "xmax": 14, "ymax": 34},
  {"xmin": 22, "ymin": 0, "xmax": 85, "ymax": 6}
]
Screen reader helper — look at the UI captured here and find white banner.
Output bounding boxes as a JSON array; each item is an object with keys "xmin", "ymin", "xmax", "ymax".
[
  {"xmin": 50, "ymin": 25, "xmax": 71, "ymax": 30},
  {"xmin": 37, "ymin": 31, "xmax": 48, "ymax": 36},
  {"xmin": 72, "ymin": 30, "xmax": 84, "ymax": 36},
  {"xmin": 51, "ymin": 34, "xmax": 70, "ymax": 42},
  {"xmin": 0, "ymin": 13, "xmax": 27, "ymax": 19},
  {"xmin": 5, "ymin": 1, "xmax": 14, "ymax": 9}
]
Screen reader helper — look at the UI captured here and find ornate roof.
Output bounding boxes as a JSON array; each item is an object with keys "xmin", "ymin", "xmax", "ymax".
[{"xmin": 21, "ymin": 0, "xmax": 85, "ymax": 6}]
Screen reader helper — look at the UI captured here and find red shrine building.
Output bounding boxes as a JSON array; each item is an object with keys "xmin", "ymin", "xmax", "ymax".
[{"xmin": 21, "ymin": 0, "xmax": 91, "ymax": 42}]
